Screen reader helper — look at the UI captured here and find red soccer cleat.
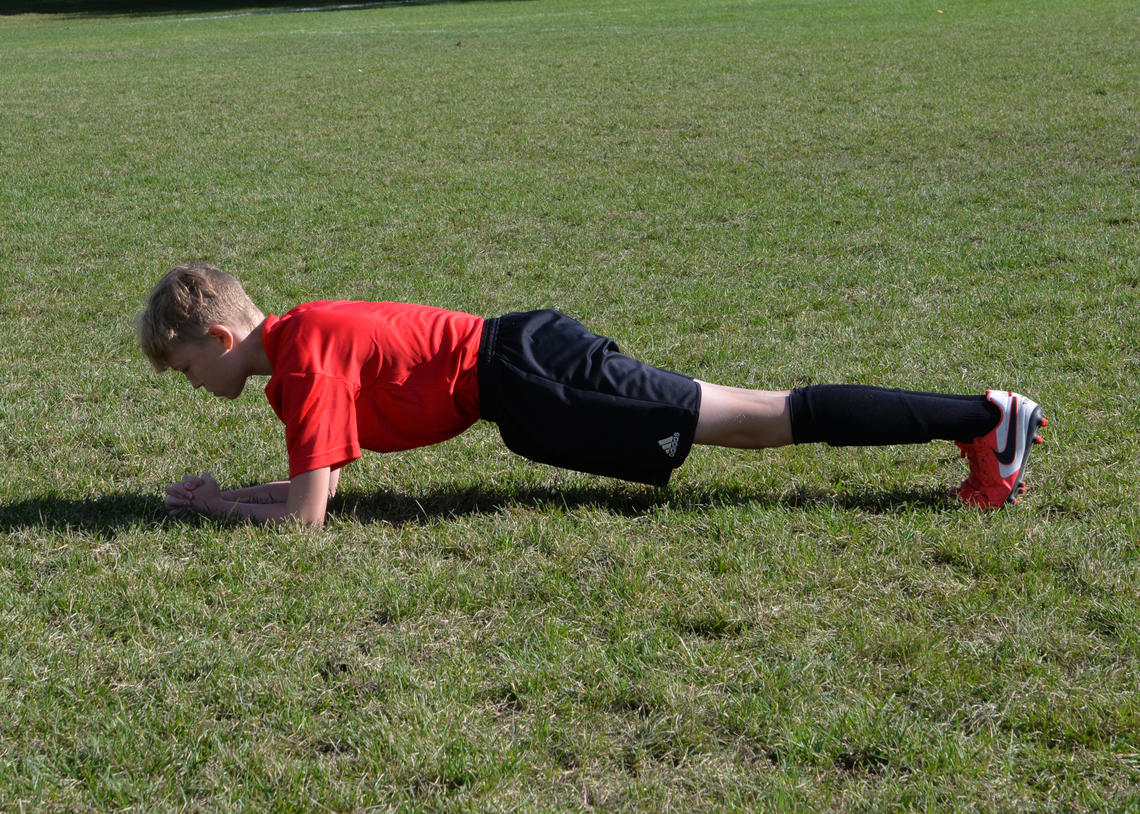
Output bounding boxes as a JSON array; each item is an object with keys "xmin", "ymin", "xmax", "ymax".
[{"xmin": 955, "ymin": 390, "xmax": 1047, "ymax": 509}]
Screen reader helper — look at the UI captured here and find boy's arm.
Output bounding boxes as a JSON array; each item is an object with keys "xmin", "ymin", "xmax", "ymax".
[
  {"xmin": 208, "ymin": 469, "xmax": 341, "ymax": 504},
  {"xmin": 167, "ymin": 467, "xmax": 339, "ymax": 527},
  {"xmin": 219, "ymin": 480, "xmax": 292, "ymax": 503}
]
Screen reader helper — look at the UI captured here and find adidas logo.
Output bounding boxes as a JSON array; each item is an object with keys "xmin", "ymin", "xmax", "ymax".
[{"xmin": 658, "ymin": 432, "xmax": 680, "ymax": 458}]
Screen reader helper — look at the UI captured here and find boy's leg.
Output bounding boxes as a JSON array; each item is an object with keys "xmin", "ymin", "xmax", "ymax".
[
  {"xmin": 693, "ymin": 383, "xmax": 794, "ymax": 448},
  {"xmin": 694, "ymin": 383, "xmax": 1047, "ymax": 507},
  {"xmin": 693, "ymin": 383, "xmax": 998, "ymax": 450},
  {"xmin": 786, "ymin": 384, "xmax": 1000, "ymax": 446}
]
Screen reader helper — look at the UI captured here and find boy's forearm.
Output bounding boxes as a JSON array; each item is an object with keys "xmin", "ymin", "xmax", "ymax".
[
  {"xmin": 206, "ymin": 467, "xmax": 333, "ymax": 527},
  {"xmin": 220, "ymin": 470, "xmax": 338, "ymax": 505},
  {"xmin": 219, "ymin": 480, "xmax": 292, "ymax": 504},
  {"xmin": 204, "ymin": 497, "xmax": 304, "ymax": 525}
]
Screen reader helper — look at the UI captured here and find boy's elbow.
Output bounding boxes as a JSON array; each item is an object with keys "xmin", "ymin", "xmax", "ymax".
[
  {"xmin": 295, "ymin": 508, "xmax": 326, "ymax": 528},
  {"xmin": 271, "ymin": 502, "xmax": 325, "ymax": 528},
  {"xmin": 286, "ymin": 468, "xmax": 333, "ymax": 528}
]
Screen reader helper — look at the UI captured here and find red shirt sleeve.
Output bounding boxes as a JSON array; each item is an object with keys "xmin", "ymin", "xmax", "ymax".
[{"xmin": 269, "ymin": 372, "xmax": 361, "ymax": 477}]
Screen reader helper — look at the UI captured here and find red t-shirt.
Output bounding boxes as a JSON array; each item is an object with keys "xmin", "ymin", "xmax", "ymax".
[{"xmin": 261, "ymin": 301, "xmax": 484, "ymax": 477}]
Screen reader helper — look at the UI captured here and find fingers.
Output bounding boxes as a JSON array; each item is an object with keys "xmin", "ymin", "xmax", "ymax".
[
  {"xmin": 166, "ymin": 482, "xmax": 192, "ymax": 502},
  {"xmin": 166, "ymin": 473, "xmax": 222, "ymax": 517},
  {"xmin": 166, "ymin": 474, "xmax": 209, "ymax": 515},
  {"xmin": 164, "ymin": 489, "xmax": 191, "ymax": 514},
  {"xmin": 168, "ymin": 474, "xmax": 210, "ymax": 499}
]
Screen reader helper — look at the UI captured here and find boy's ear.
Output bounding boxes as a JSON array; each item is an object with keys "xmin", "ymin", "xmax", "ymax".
[{"xmin": 206, "ymin": 324, "xmax": 235, "ymax": 350}]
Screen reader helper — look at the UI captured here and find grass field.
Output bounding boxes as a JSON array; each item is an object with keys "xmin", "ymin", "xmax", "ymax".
[{"xmin": 1, "ymin": 0, "xmax": 1138, "ymax": 809}]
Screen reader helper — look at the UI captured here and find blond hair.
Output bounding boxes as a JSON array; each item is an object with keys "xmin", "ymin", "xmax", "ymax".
[{"xmin": 138, "ymin": 262, "xmax": 264, "ymax": 370}]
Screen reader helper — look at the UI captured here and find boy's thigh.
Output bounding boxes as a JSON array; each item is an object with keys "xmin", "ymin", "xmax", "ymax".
[{"xmin": 480, "ymin": 310, "xmax": 700, "ymax": 485}]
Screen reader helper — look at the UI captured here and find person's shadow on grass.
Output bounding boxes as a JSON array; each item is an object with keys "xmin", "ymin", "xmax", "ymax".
[
  {"xmin": 0, "ymin": 492, "xmax": 165, "ymax": 538},
  {"xmin": 0, "ymin": 483, "xmax": 953, "ymax": 536},
  {"xmin": 327, "ymin": 482, "xmax": 954, "ymax": 526}
]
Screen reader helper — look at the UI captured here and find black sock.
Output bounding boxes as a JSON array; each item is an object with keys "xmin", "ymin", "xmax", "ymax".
[{"xmin": 788, "ymin": 385, "xmax": 1000, "ymax": 446}]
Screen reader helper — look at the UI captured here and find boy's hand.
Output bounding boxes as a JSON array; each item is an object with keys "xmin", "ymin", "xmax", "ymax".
[
  {"xmin": 186, "ymin": 473, "xmax": 222, "ymax": 514},
  {"xmin": 165, "ymin": 475, "xmax": 198, "ymax": 514},
  {"xmin": 164, "ymin": 473, "xmax": 220, "ymax": 516}
]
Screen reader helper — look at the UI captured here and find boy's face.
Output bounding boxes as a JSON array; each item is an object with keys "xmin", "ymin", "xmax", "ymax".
[{"xmin": 167, "ymin": 334, "xmax": 247, "ymax": 399}]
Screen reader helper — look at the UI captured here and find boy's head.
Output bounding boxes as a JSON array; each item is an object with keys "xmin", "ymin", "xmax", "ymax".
[{"xmin": 138, "ymin": 263, "xmax": 264, "ymax": 371}]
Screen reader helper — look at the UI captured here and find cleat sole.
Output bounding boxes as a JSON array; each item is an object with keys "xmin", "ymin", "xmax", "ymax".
[{"xmin": 1005, "ymin": 406, "xmax": 1046, "ymax": 505}]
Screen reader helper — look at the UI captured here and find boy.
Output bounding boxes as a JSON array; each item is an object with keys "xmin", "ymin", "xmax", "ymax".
[{"xmin": 140, "ymin": 263, "xmax": 1047, "ymax": 527}]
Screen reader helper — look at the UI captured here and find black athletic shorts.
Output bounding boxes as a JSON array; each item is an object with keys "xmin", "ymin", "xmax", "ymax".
[{"xmin": 477, "ymin": 310, "xmax": 701, "ymax": 486}]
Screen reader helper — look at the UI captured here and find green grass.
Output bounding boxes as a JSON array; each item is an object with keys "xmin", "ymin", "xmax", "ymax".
[{"xmin": 1, "ymin": 0, "xmax": 1139, "ymax": 808}]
